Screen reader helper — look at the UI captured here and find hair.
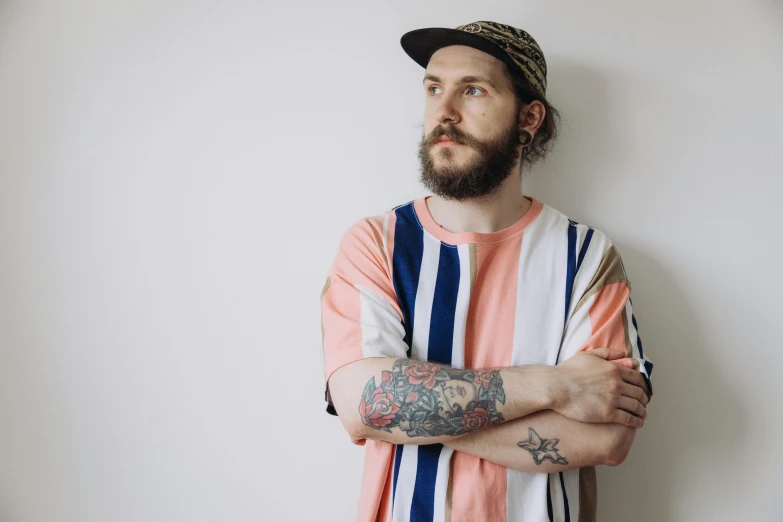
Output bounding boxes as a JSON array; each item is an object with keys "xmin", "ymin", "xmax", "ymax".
[{"xmin": 500, "ymin": 64, "xmax": 561, "ymax": 173}]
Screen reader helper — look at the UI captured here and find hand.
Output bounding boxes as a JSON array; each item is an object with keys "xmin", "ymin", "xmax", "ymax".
[
  {"xmin": 607, "ymin": 356, "xmax": 651, "ymax": 398},
  {"xmin": 551, "ymin": 348, "xmax": 649, "ymax": 428}
]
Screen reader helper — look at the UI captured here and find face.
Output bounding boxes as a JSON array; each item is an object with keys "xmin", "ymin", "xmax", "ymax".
[
  {"xmin": 418, "ymin": 45, "xmax": 523, "ymax": 201},
  {"xmin": 434, "ymin": 379, "xmax": 477, "ymax": 416}
]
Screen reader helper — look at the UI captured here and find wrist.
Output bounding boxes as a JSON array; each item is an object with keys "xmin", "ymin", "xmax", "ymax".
[
  {"xmin": 500, "ymin": 365, "xmax": 560, "ymax": 414},
  {"xmin": 536, "ymin": 365, "xmax": 563, "ymax": 411}
]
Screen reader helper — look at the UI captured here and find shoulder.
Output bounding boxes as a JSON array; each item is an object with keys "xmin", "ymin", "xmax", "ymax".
[
  {"xmin": 339, "ymin": 201, "xmax": 408, "ymax": 246},
  {"xmin": 539, "ymin": 201, "xmax": 630, "ymax": 286},
  {"xmin": 332, "ymin": 200, "xmax": 413, "ymax": 278},
  {"xmin": 539, "ymin": 201, "xmax": 618, "ymax": 255}
]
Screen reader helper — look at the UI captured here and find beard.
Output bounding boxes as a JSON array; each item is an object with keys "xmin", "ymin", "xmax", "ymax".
[{"xmin": 417, "ymin": 119, "xmax": 521, "ymax": 201}]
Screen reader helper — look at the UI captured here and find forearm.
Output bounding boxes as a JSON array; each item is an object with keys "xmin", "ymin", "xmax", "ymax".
[
  {"xmin": 329, "ymin": 357, "xmax": 556, "ymax": 446},
  {"xmin": 444, "ymin": 408, "xmax": 637, "ymax": 472}
]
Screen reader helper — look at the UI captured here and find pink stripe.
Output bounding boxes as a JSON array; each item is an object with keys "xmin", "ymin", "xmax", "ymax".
[
  {"xmin": 355, "ymin": 441, "xmax": 395, "ymax": 522},
  {"xmin": 580, "ymin": 281, "xmax": 631, "ymax": 353},
  {"xmin": 450, "ymin": 236, "xmax": 524, "ymax": 521}
]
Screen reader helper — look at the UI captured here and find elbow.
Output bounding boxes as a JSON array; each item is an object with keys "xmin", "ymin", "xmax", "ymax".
[
  {"xmin": 603, "ymin": 425, "xmax": 637, "ymax": 467},
  {"xmin": 346, "ymin": 419, "xmax": 369, "ymax": 446}
]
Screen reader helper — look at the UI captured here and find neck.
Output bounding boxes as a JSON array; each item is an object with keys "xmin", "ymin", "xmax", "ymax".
[{"xmin": 425, "ymin": 174, "xmax": 533, "ymax": 235}]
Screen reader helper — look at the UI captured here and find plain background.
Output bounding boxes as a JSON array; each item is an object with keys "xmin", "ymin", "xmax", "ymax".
[{"xmin": 1, "ymin": 1, "xmax": 781, "ymax": 521}]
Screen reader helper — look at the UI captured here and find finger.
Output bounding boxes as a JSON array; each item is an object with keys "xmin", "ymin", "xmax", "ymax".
[
  {"xmin": 617, "ymin": 365, "xmax": 647, "ymax": 389},
  {"xmin": 620, "ymin": 382, "xmax": 649, "ymax": 407},
  {"xmin": 616, "ymin": 357, "xmax": 641, "ymax": 370},
  {"xmin": 612, "ymin": 409, "xmax": 644, "ymax": 428},
  {"xmin": 610, "ymin": 358, "xmax": 636, "ymax": 369},
  {"xmin": 617, "ymin": 396, "xmax": 646, "ymax": 418}
]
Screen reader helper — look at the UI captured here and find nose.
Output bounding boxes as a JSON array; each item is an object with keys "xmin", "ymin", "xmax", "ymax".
[{"xmin": 435, "ymin": 94, "xmax": 460, "ymax": 124}]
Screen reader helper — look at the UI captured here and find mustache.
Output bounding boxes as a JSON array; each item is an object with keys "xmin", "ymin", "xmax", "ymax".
[{"xmin": 423, "ymin": 125, "xmax": 478, "ymax": 148}]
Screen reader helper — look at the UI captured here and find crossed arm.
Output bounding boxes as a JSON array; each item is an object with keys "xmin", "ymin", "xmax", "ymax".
[
  {"xmin": 443, "ymin": 369, "xmax": 649, "ymax": 473},
  {"xmin": 443, "ymin": 406, "xmax": 638, "ymax": 473},
  {"xmin": 327, "ymin": 352, "xmax": 649, "ymax": 473}
]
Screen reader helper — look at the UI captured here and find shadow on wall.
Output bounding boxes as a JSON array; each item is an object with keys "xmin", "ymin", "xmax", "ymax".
[
  {"xmin": 525, "ymin": 59, "xmax": 751, "ymax": 521},
  {"xmin": 596, "ymin": 244, "xmax": 748, "ymax": 522}
]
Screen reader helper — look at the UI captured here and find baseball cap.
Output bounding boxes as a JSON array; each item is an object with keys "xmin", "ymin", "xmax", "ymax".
[{"xmin": 400, "ymin": 21, "xmax": 548, "ymax": 98}]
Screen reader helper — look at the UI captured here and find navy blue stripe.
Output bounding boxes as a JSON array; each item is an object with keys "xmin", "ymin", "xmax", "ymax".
[
  {"xmin": 391, "ymin": 202, "xmax": 425, "ymax": 507},
  {"xmin": 576, "ymin": 228, "xmax": 594, "ymax": 272},
  {"xmin": 410, "ymin": 244, "xmax": 460, "ymax": 521},
  {"xmin": 630, "ymin": 310, "xmax": 654, "ymax": 389},
  {"xmin": 563, "ymin": 222, "xmax": 578, "ymax": 327},
  {"xmin": 410, "ymin": 444, "xmax": 442, "ymax": 522},
  {"xmin": 392, "ymin": 202, "xmax": 424, "ymax": 357},
  {"xmin": 559, "ymin": 471, "xmax": 571, "ymax": 521},
  {"xmin": 392, "ymin": 444, "xmax": 404, "ymax": 505},
  {"xmin": 630, "ymin": 311, "xmax": 645, "ymax": 358},
  {"xmin": 426, "ymin": 244, "xmax": 459, "ymax": 366}
]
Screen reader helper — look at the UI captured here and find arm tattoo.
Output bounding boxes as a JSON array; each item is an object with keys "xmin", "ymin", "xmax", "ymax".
[
  {"xmin": 358, "ymin": 358, "xmax": 506, "ymax": 438},
  {"xmin": 517, "ymin": 427, "xmax": 568, "ymax": 465}
]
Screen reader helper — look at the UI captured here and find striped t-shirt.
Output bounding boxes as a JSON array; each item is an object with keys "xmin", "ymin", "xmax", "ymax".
[{"xmin": 319, "ymin": 195, "xmax": 654, "ymax": 522}]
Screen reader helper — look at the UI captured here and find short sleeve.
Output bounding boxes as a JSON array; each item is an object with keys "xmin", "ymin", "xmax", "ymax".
[
  {"xmin": 558, "ymin": 243, "xmax": 654, "ymax": 401},
  {"xmin": 319, "ymin": 217, "xmax": 410, "ymax": 417}
]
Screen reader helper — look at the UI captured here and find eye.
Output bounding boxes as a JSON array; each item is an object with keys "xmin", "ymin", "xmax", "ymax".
[
  {"xmin": 427, "ymin": 85, "xmax": 442, "ymax": 95},
  {"xmin": 467, "ymin": 86, "xmax": 485, "ymax": 96}
]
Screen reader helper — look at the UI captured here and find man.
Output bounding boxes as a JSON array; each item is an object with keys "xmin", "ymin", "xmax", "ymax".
[{"xmin": 319, "ymin": 21, "xmax": 654, "ymax": 522}]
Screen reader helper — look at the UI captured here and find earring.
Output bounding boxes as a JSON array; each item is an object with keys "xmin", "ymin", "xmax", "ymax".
[{"xmin": 519, "ymin": 130, "xmax": 533, "ymax": 147}]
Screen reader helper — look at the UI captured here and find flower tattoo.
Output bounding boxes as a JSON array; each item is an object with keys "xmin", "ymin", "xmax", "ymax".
[{"xmin": 358, "ymin": 359, "xmax": 506, "ymax": 438}]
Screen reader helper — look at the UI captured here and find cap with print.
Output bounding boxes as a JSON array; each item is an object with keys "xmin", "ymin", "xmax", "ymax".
[{"xmin": 400, "ymin": 21, "xmax": 548, "ymax": 98}]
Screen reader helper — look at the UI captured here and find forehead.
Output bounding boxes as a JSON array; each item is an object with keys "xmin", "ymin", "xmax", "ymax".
[{"xmin": 425, "ymin": 45, "xmax": 508, "ymax": 82}]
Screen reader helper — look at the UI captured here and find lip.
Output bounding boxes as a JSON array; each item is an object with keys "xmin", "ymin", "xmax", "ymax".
[{"xmin": 436, "ymin": 137, "xmax": 461, "ymax": 146}]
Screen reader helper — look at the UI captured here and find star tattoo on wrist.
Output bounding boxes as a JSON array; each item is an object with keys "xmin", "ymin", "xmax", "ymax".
[{"xmin": 517, "ymin": 427, "xmax": 568, "ymax": 465}]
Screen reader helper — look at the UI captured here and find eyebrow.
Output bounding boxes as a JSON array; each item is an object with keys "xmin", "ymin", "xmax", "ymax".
[{"xmin": 423, "ymin": 74, "xmax": 498, "ymax": 90}]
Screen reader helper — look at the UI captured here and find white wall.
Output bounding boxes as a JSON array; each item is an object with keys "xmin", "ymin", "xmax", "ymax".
[{"xmin": 0, "ymin": 1, "xmax": 781, "ymax": 521}]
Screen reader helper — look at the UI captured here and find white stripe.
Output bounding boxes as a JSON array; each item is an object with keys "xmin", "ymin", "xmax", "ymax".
[
  {"xmin": 549, "ymin": 473, "xmax": 566, "ymax": 522},
  {"xmin": 392, "ymin": 445, "xmax": 419, "ymax": 522},
  {"xmin": 511, "ymin": 205, "xmax": 569, "ymax": 366},
  {"xmin": 431, "ymin": 446, "xmax": 455, "ymax": 522},
  {"xmin": 411, "ymin": 233, "xmax": 441, "ymax": 361},
  {"xmin": 565, "ymin": 229, "xmax": 611, "ymax": 326},
  {"xmin": 506, "ymin": 470, "xmax": 550, "ymax": 522},
  {"xmin": 356, "ymin": 284, "xmax": 409, "ymax": 359},
  {"xmin": 386, "ymin": 471, "xmax": 394, "ymax": 521},
  {"xmin": 558, "ymin": 292, "xmax": 597, "ymax": 363},
  {"xmin": 383, "ymin": 213, "xmax": 390, "ymax": 254},
  {"xmin": 507, "ymin": 206, "xmax": 568, "ymax": 521},
  {"xmin": 450, "ymin": 244, "xmax": 472, "ymax": 369},
  {"xmin": 561, "ymin": 468, "xmax": 580, "ymax": 521}
]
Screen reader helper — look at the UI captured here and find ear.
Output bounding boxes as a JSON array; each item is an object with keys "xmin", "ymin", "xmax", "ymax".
[{"xmin": 518, "ymin": 100, "xmax": 546, "ymax": 136}]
